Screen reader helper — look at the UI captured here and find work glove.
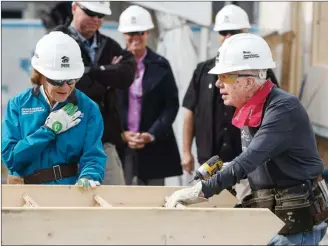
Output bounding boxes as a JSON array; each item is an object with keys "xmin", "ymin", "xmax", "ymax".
[
  {"xmin": 75, "ymin": 178, "xmax": 100, "ymax": 189},
  {"xmin": 45, "ymin": 103, "xmax": 81, "ymax": 134},
  {"xmin": 164, "ymin": 181, "xmax": 207, "ymax": 208}
]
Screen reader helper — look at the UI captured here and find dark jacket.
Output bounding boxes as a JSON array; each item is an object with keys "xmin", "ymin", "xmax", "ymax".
[
  {"xmin": 52, "ymin": 24, "xmax": 137, "ymax": 147},
  {"xmin": 116, "ymin": 48, "xmax": 183, "ymax": 180},
  {"xmin": 183, "ymin": 57, "xmax": 279, "ymax": 164},
  {"xmin": 202, "ymin": 86, "xmax": 324, "ymax": 198}
]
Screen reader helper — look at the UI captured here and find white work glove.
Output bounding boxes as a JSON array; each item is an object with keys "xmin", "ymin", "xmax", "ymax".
[
  {"xmin": 45, "ymin": 103, "xmax": 81, "ymax": 134},
  {"xmin": 165, "ymin": 181, "xmax": 206, "ymax": 208},
  {"xmin": 221, "ymin": 161, "xmax": 232, "ymax": 170},
  {"xmin": 75, "ymin": 178, "xmax": 100, "ymax": 189}
]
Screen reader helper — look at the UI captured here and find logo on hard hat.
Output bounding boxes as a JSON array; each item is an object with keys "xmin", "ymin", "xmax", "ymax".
[
  {"xmin": 223, "ymin": 15, "xmax": 230, "ymax": 23},
  {"xmin": 61, "ymin": 56, "xmax": 70, "ymax": 68},
  {"xmin": 131, "ymin": 16, "xmax": 137, "ymax": 24},
  {"xmin": 243, "ymin": 51, "xmax": 259, "ymax": 60}
]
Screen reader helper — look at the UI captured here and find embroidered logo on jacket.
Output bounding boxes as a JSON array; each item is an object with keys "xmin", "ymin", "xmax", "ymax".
[{"xmin": 21, "ymin": 107, "xmax": 45, "ymax": 115}]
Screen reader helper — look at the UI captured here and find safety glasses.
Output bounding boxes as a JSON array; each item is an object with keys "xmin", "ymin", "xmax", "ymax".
[
  {"xmin": 124, "ymin": 31, "xmax": 145, "ymax": 36},
  {"xmin": 218, "ymin": 74, "xmax": 255, "ymax": 84},
  {"xmin": 78, "ymin": 4, "xmax": 105, "ymax": 19},
  {"xmin": 46, "ymin": 78, "xmax": 79, "ymax": 87}
]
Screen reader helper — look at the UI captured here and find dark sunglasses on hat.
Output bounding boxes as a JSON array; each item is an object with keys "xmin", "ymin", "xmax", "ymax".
[
  {"xmin": 78, "ymin": 3, "xmax": 105, "ymax": 19},
  {"xmin": 124, "ymin": 31, "xmax": 145, "ymax": 36},
  {"xmin": 46, "ymin": 78, "xmax": 79, "ymax": 87}
]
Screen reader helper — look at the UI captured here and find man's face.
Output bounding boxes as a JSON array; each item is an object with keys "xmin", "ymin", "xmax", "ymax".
[
  {"xmin": 123, "ymin": 31, "xmax": 149, "ymax": 54},
  {"xmin": 72, "ymin": 3, "xmax": 104, "ymax": 38},
  {"xmin": 215, "ymin": 72, "xmax": 256, "ymax": 108},
  {"xmin": 218, "ymin": 34, "xmax": 230, "ymax": 45}
]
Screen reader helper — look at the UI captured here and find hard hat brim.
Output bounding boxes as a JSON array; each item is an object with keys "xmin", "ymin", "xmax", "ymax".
[
  {"xmin": 208, "ymin": 62, "xmax": 276, "ymax": 75},
  {"xmin": 213, "ymin": 23, "xmax": 251, "ymax": 32},
  {"xmin": 118, "ymin": 24, "xmax": 154, "ymax": 33},
  {"xmin": 76, "ymin": 2, "xmax": 112, "ymax": 16},
  {"xmin": 31, "ymin": 56, "xmax": 85, "ymax": 80}
]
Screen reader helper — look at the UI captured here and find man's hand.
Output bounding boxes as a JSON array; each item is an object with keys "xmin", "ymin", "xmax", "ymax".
[
  {"xmin": 75, "ymin": 178, "xmax": 100, "ymax": 189},
  {"xmin": 181, "ymin": 152, "xmax": 195, "ymax": 175},
  {"xmin": 111, "ymin": 56, "xmax": 122, "ymax": 64},
  {"xmin": 164, "ymin": 182, "xmax": 207, "ymax": 208},
  {"xmin": 45, "ymin": 103, "xmax": 81, "ymax": 134}
]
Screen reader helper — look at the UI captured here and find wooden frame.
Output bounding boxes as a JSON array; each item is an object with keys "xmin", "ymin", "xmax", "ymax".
[{"xmin": 2, "ymin": 185, "xmax": 285, "ymax": 245}]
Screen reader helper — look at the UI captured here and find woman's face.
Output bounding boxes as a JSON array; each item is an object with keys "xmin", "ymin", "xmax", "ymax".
[
  {"xmin": 43, "ymin": 78, "xmax": 77, "ymax": 103},
  {"xmin": 123, "ymin": 31, "xmax": 149, "ymax": 54}
]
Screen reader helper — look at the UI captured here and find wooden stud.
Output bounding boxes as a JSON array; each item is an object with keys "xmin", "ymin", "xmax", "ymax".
[
  {"xmin": 94, "ymin": 195, "xmax": 113, "ymax": 207},
  {"xmin": 22, "ymin": 193, "xmax": 39, "ymax": 207}
]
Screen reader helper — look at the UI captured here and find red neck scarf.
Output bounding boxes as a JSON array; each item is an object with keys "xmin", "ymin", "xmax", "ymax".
[{"xmin": 232, "ymin": 80, "xmax": 274, "ymax": 129}]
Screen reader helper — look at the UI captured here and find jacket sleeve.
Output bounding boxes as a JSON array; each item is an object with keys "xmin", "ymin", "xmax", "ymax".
[
  {"xmin": 182, "ymin": 63, "xmax": 202, "ymax": 112},
  {"xmin": 1, "ymin": 98, "xmax": 56, "ymax": 173},
  {"xmin": 87, "ymin": 44, "xmax": 137, "ymax": 90},
  {"xmin": 201, "ymin": 99, "xmax": 298, "ymax": 198},
  {"xmin": 148, "ymin": 63, "xmax": 180, "ymax": 141},
  {"xmin": 78, "ymin": 103, "xmax": 107, "ymax": 183}
]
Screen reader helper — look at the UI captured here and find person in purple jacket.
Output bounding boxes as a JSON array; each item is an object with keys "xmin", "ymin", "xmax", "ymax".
[{"xmin": 116, "ymin": 5, "xmax": 183, "ymax": 186}]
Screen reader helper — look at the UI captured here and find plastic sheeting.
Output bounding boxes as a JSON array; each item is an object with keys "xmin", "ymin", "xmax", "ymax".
[{"xmin": 132, "ymin": 2, "xmax": 212, "ymax": 26}]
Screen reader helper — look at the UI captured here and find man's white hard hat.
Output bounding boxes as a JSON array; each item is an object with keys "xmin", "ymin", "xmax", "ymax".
[
  {"xmin": 31, "ymin": 31, "xmax": 85, "ymax": 80},
  {"xmin": 118, "ymin": 5, "xmax": 154, "ymax": 33},
  {"xmin": 76, "ymin": 1, "xmax": 111, "ymax": 16},
  {"xmin": 214, "ymin": 4, "xmax": 251, "ymax": 32},
  {"xmin": 208, "ymin": 33, "xmax": 276, "ymax": 75}
]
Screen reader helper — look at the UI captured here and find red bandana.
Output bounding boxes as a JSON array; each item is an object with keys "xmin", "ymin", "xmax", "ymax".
[{"xmin": 232, "ymin": 80, "xmax": 274, "ymax": 129}]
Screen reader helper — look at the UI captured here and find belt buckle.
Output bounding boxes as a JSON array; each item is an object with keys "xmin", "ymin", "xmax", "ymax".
[{"xmin": 53, "ymin": 165, "xmax": 62, "ymax": 181}]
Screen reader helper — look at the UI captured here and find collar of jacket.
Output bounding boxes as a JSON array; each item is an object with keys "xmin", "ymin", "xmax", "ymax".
[{"xmin": 32, "ymin": 85, "xmax": 78, "ymax": 110}]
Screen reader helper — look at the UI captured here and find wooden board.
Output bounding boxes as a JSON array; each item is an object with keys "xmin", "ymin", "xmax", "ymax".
[
  {"xmin": 2, "ymin": 207, "xmax": 284, "ymax": 245},
  {"xmin": 2, "ymin": 185, "xmax": 238, "ymax": 208}
]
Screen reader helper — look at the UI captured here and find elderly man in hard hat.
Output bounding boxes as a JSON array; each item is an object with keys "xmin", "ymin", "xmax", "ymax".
[
  {"xmin": 182, "ymin": 4, "xmax": 278, "ymax": 203},
  {"xmin": 53, "ymin": 2, "xmax": 137, "ymax": 186},
  {"xmin": 115, "ymin": 5, "xmax": 182, "ymax": 185},
  {"xmin": 2, "ymin": 31, "xmax": 106, "ymax": 188},
  {"xmin": 165, "ymin": 33, "xmax": 328, "ymax": 245}
]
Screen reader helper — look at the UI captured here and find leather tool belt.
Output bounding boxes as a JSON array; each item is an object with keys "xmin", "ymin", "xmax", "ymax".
[
  {"xmin": 241, "ymin": 176, "xmax": 328, "ymax": 235},
  {"xmin": 23, "ymin": 164, "xmax": 78, "ymax": 184}
]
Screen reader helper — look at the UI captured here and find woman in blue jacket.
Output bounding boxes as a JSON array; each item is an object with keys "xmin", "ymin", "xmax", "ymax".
[{"xmin": 1, "ymin": 31, "xmax": 107, "ymax": 188}]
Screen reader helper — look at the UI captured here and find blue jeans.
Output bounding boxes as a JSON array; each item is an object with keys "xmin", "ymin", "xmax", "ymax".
[{"xmin": 268, "ymin": 222, "xmax": 327, "ymax": 245}]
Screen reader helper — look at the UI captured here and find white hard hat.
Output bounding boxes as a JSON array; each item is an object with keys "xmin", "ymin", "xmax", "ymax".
[
  {"xmin": 31, "ymin": 31, "xmax": 84, "ymax": 80},
  {"xmin": 118, "ymin": 5, "xmax": 154, "ymax": 33},
  {"xmin": 208, "ymin": 33, "xmax": 276, "ymax": 75},
  {"xmin": 214, "ymin": 4, "xmax": 251, "ymax": 32},
  {"xmin": 76, "ymin": 1, "xmax": 111, "ymax": 16}
]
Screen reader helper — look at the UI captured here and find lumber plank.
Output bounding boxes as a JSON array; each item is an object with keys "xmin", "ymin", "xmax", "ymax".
[
  {"xmin": 2, "ymin": 207, "xmax": 284, "ymax": 245},
  {"xmin": 2, "ymin": 185, "xmax": 237, "ymax": 208}
]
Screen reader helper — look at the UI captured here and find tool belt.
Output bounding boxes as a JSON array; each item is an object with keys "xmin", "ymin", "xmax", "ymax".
[
  {"xmin": 22, "ymin": 164, "xmax": 78, "ymax": 184},
  {"xmin": 241, "ymin": 177, "xmax": 328, "ymax": 235}
]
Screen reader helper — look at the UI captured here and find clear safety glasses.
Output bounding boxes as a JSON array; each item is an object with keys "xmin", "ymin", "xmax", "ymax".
[
  {"xmin": 46, "ymin": 78, "xmax": 79, "ymax": 87},
  {"xmin": 218, "ymin": 74, "xmax": 256, "ymax": 84}
]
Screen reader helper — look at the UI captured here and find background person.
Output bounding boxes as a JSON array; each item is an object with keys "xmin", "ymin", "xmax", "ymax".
[{"xmin": 116, "ymin": 5, "xmax": 183, "ymax": 185}]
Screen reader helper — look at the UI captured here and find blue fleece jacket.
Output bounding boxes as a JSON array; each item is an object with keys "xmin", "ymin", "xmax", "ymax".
[{"xmin": 1, "ymin": 86, "xmax": 107, "ymax": 184}]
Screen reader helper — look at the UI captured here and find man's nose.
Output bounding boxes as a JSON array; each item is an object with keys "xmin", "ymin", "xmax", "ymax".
[{"xmin": 215, "ymin": 79, "xmax": 223, "ymax": 88}]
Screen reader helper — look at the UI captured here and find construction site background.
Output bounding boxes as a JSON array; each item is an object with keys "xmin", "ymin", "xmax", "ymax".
[{"xmin": 1, "ymin": 1, "xmax": 328, "ymax": 184}]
